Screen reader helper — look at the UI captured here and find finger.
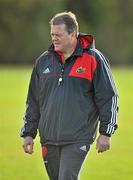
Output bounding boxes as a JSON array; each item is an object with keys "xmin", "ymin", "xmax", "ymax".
[
  {"xmin": 102, "ymin": 144, "xmax": 110, "ymax": 151},
  {"xmin": 22, "ymin": 144, "xmax": 29, "ymax": 153},
  {"xmin": 98, "ymin": 145, "xmax": 110, "ymax": 153},
  {"xmin": 23, "ymin": 143, "xmax": 33, "ymax": 154},
  {"xmin": 28, "ymin": 143, "xmax": 34, "ymax": 154},
  {"xmin": 98, "ymin": 147, "xmax": 104, "ymax": 153},
  {"xmin": 107, "ymin": 144, "xmax": 110, "ymax": 150},
  {"xmin": 96, "ymin": 144, "xmax": 103, "ymax": 153},
  {"xmin": 97, "ymin": 143, "xmax": 106, "ymax": 153},
  {"xmin": 97, "ymin": 141, "xmax": 110, "ymax": 152}
]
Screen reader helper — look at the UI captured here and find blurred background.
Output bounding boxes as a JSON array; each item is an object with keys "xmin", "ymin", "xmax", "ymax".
[
  {"xmin": 0, "ymin": 0, "xmax": 133, "ymax": 180},
  {"xmin": 0, "ymin": 0, "xmax": 133, "ymax": 65}
]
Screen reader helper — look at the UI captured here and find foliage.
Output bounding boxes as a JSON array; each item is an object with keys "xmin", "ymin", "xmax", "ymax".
[{"xmin": 0, "ymin": 0, "xmax": 133, "ymax": 64}]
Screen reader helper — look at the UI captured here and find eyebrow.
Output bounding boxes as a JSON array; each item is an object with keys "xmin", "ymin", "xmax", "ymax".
[{"xmin": 50, "ymin": 32, "xmax": 62, "ymax": 36}]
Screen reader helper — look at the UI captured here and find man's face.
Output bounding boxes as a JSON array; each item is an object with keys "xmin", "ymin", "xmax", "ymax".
[{"xmin": 50, "ymin": 24, "xmax": 75, "ymax": 53}]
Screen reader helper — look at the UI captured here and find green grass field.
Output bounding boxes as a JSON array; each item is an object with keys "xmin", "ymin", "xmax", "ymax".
[{"xmin": 0, "ymin": 66, "xmax": 133, "ymax": 180}]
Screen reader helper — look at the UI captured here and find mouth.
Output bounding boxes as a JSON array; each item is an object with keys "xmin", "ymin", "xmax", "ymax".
[
  {"xmin": 54, "ymin": 44, "xmax": 61, "ymax": 49},
  {"xmin": 54, "ymin": 42, "xmax": 60, "ymax": 46}
]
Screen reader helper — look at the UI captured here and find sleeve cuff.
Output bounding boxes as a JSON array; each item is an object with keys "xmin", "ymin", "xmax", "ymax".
[{"xmin": 99, "ymin": 131, "xmax": 111, "ymax": 137}]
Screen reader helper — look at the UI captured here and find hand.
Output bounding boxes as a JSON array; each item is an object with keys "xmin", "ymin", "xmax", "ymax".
[
  {"xmin": 22, "ymin": 136, "xmax": 34, "ymax": 154},
  {"xmin": 96, "ymin": 134, "xmax": 110, "ymax": 153}
]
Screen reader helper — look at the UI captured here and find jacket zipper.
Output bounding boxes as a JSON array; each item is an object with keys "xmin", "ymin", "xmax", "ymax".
[
  {"xmin": 58, "ymin": 63, "xmax": 65, "ymax": 86},
  {"xmin": 56, "ymin": 62, "xmax": 66, "ymax": 142},
  {"xmin": 56, "ymin": 58, "xmax": 73, "ymax": 143}
]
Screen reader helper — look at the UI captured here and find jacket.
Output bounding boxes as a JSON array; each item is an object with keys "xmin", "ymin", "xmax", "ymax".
[{"xmin": 20, "ymin": 33, "xmax": 118, "ymax": 145}]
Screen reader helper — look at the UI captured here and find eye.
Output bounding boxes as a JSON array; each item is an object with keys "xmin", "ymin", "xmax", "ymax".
[{"xmin": 50, "ymin": 33, "xmax": 63, "ymax": 38}]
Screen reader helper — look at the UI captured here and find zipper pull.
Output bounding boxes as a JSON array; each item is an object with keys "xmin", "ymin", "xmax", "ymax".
[
  {"xmin": 58, "ymin": 77, "xmax": 63, "ymax": 86},
  {"xmin": 58, "ymin": 64, "xmax": 64, "ymax": 86}
]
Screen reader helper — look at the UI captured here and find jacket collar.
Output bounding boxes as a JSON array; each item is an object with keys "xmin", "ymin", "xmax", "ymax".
[{"xmin": 48, "ymin": 33, "xmax": 94, "ymax": 58}]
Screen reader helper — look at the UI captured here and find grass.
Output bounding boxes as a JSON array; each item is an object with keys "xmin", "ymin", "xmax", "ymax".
[{"xmin": 0, "ymin": 66, "xmax": 133, "ymax": 180}]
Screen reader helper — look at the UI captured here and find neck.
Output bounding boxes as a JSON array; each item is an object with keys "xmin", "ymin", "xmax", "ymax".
[{"xmin": 63, "ymin": 38, "xmax": 78, "ymax": 58}]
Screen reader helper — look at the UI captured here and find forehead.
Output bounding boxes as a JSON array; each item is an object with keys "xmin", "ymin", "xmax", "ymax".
[{"xmin": 50, "ymin": 24, "xmax": 67, "ymax": 33}]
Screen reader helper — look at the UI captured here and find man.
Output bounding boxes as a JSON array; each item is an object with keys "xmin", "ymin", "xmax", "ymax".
[{"xmin": 20, "ymin": 12, "xmax": 118, "ymax": 180}]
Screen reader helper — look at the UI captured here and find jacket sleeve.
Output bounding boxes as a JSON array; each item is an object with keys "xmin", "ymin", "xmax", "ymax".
[
  {"xmin": 20, "ymin": 63, "xmax": 40, "ymax": 139},
  {"xmin": 92, "ymin": 48, "xmax": 118, "ymax": 137}
]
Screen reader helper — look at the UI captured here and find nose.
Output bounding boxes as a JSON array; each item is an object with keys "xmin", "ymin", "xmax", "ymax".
[
  {"xmin": 52, "ymin": 37, "xmax": 56, "ymax": 42},
  {"xmin": 51, "ymin": 35, "xmax": 57, "ymax": 41}
]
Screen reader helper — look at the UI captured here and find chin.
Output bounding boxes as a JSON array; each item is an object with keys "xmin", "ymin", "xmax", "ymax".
[{"xmin": 54, "ymin": 47, "xmax": 61, "ymax": 52}]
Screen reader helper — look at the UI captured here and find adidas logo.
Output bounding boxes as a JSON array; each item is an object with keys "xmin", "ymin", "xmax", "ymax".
[
  {"xmin": 80, "ymin": 145, "xmax": 87, "ymax": 152},
  {"xmin": 43, "ymin": 68, "xmax": 50, "ymax": 74}
]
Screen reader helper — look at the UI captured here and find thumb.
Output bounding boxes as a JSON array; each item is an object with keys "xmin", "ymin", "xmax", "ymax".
[
  {"xmin": 96, "ymin": 141, "xmax": 100, "ymax": 151},
  {"xmin": 28, "ymin": 143, "xmax": 34, "ymax": 154}
]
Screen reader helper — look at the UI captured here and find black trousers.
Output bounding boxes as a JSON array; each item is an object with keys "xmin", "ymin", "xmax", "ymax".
[{"xmin": 42, "ymin": 142, "xmax": 90, "ymax": 180}]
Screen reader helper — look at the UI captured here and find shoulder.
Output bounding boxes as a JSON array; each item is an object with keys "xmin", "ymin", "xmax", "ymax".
[
  {"xmin": 35, "ymin": 51, "xmax": 50, "ymax": 64},
  {"xmin": 34, "ymin": 50, "xmax": 55, "ymax": 67},
  {"xmin": 33, "ymin": 50, "xmax": 55, "ymax": 74},
  {"xmin": 89, "ymin": 48, "xmax": 110, "ymax": 66}
]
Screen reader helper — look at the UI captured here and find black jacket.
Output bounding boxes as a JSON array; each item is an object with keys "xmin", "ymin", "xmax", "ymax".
[{"xmin": 20, "ymin": 33, "xmax": 118, "ymax": 145}]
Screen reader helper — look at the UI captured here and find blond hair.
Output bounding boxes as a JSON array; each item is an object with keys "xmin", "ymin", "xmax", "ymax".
[{"xmin": 50, "ymin": 11, "xmax": 79, "ymax": 36}]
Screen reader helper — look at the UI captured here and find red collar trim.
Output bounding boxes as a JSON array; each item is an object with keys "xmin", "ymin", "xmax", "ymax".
[{"xmin": 55, "ymin": 50, "xmax": 65, "ymax": 64}]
